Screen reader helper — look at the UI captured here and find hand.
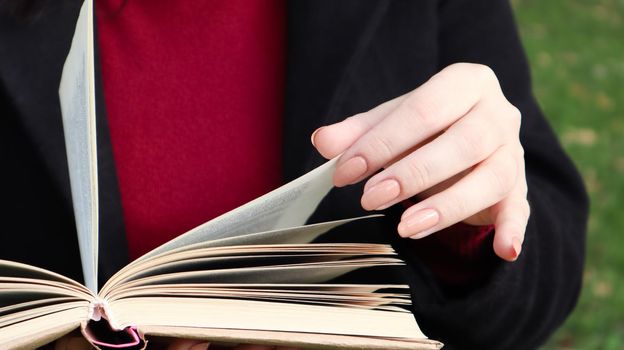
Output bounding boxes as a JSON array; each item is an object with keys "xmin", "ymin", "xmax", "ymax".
[
  {"xmin": 312, "ymin": 63, "xmax": 529, "ymax": 262},
  {"xmin": 53, "ymin": 335, "xmax": 91, "ymax": 350},
  {"xmin": 52, "ymin": 336, "xmax": 301, "ymax": 350},
  {"xmin": 165, "ymin": 339, "xmax": 300, "ymax": 350}
]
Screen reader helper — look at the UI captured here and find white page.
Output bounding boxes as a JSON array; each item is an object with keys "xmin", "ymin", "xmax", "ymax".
[
  {"xmin": 140, "ymin": 215, "xmax": 381, "ymax": 262},
  {"xmin": 109, "ymin": 297, "xmax": 425, "ymax": 340},
  {"xmin": 141, "ymin": 158, "xmax": 338, "ymax": 261},
  {"xmin": 58, "ymin": 0, "xmax": 98, "ymax": 293},
  {"xmin": 120, "ymin": 258, "xmax": 401, "ymax": 287}
]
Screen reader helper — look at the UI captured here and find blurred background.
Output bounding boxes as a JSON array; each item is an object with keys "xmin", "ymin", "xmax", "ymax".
[{"xmin": 512, "ymin": 0, "xmax": 623, "ymax": 348}]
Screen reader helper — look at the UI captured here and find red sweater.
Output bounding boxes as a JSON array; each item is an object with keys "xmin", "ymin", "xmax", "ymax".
[
  {"xmin": 96, "ymin": 0, "xmax": 285, "ymax": 259},
  {"xmin": 96, "ymin": 0, "xmax": 494, "ymax": 285}
]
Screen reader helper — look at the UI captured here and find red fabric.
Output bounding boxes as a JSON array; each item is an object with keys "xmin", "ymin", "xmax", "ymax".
[
  {"xmin": 407, "ymin": 223, "xmax": 496, "ymax": 286},
  {"xmin": 95, "ymin": 0, "xmax": 493, "ymax": 283},
  {"xmin": 96, "ymin": 0, "xmax": 285, "ymax": 259},
  {"xmin": 401, "ymin": 201, "xmax": 497, "ymax": 286}
]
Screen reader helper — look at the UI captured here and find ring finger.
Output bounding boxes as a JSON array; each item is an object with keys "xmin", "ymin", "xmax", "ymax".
[
  {"xmin": 397, "ymin": 145, "xmax": 519, "ymax": 238},
  {"xmin": 361, "ymin": 107, "xmax": 504, "ymax": 211}
]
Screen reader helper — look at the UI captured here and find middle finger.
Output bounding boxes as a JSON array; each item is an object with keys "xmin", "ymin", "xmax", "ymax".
[{"xmin": 361, "ymin": 106, "xmax": 503, "ymax": 211}]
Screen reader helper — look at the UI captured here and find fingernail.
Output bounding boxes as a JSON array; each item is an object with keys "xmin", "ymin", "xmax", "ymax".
[
  {"xmin": 361, "ymin": 179, "xmax": 401, "ymax": 210},
  {"xmin": 190, "ymin": 342, "xmax": 210, "ymax": 350},
  {"xmin": 397, "ymin": 209, "xmax": 439, "ymax": 238},
  {"xmin": 334, "ymin": 156, "xmax": 367, "ymax": 187},
  {"xmin": 511, "ymin": 236, "xmax": 522, "ymax": 260},
  {"xmin": 311, "ymin": 127, "xmax": 323, "ymax": 147}
]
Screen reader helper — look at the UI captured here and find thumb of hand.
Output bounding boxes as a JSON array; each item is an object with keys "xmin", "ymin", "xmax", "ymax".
[{"xmin": 54, "ymin": 336, "xmax": 92, "ymax": 350}]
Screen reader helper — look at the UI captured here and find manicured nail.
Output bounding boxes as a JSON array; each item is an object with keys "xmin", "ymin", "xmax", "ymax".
[
  {"xmin": 190, "ymin": 342, "xmax": 210, "ymax": 350},
  {"xmin": 334, "ymin": 156, "xmax": 367, "ymax": 187},
  {"xmin": 311, "ymin": 127, "xmax": 323, "ymax": 147},
  {"xmin": 361, "ymin": 179, "xmax": 401, "ymax": 210},
  {"xmin": 397, "ymin": 209, "xmax": 439, "ymax": 238},
  {"xmin": 511, "ymin": 236, "xmax": 522, "ymax": 260}
]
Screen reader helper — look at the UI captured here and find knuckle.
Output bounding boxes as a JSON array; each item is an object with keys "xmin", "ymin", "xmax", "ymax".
[
  {"xmin": 475, "ymin": 65, "xmax": 502, "ymax": 93},
  {"xmin": 442, "ymin": 195, "xmax": 470, "ymax": 223},
  {"xmin": 473, "ymin": 64, "xmax": 497, "ymax": 83},
  {"xmin": 485, "ymin": 157, "xmax": 517, "ymax": 198},
  {"xmin": 447, "ymin": 63, "xmax": 497, "ymax": 86},
  {"xmin": 506, "ymin": 104, "xmax": 522, "ymax": 129},
  {"xmin": 403, "ymin": 158, "xmax": 432, "ymax": 192},
  {"xmin": 364, "ymin": 133, "xmax": 395, "ymax": 162},
  {"xmin": 439, "ymin": 63, "xmax": 500, "ymax": 92},
  {"xmin": 455, "ymin": 122, "xmax": 490, "ymax": 162},
  {"xmin": 403, "ymin": 95, "xmax": 440, "ymax": 130},
  {"xmin": 444, "ymin": 62, "xmax": 481, "ymax": 75},
  {"xmin": 343, "ymin": 113, "xmax": 369, "ymax": 131}
]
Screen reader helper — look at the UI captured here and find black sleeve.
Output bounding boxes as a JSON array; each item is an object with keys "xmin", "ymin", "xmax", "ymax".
[{"xmin": 392, "ymin": 1, "xmax": 589, "ymax": 349}]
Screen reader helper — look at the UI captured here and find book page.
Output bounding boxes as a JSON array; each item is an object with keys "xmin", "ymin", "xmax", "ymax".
[
  {"xmin": 101, "ymin": 243, "xmax": 396, "ymax": 295},
  {"xmin": 0, "ymin": 260, "xmax": 94, "ymax": 341},
  {"xmin": 103, "ymin": 216, "xmax": 381, "ymax": 292},
  {"xmin": 0, "ymin": 306, "xmax": 88, "ymax": 349},
  {"xmin": 58, "ymin": 0, "xmax": 99, "ymax": 293},
  {"xmin": 146, "ymin": 216, "xmax": 381, "ymax": 259},
  {"xmin": 115, "ymin": 257, "xmax": 402, "ymax": 287},
  {"xmin": 106, "ymin": 285, "xmax": 410, "ymax": 311},
  {"xmin": 0, "ymin": 260, "xmax": 92, "ymax": 296},
  {"xmin": 139, "ymin": 157, "xmax": 338, "ymax": 261},
  {"xmin": 146, "ymin": 327, "xmax": 442, "ymax": 350},
  {"xmin": 108, "ymin": 297, "xmax": 426, "ymax": 340}
]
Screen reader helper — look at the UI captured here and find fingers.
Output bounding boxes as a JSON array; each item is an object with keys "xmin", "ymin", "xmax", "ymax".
[
  {"xmin": 312, "ymin": 93, "xmax": 407, "ymax": 159},
  {"xmin": 397, "ymin": 145, "xmax": 519, "ymax": 239},
  {"xmin": 231, "ymin": 346, "xmax": 301, "ymax": 350},
  {"xmin": 360, "ymin": 104, "xmax": 505, "ymax": 210},
  {"xmin": 163, "ymin": 341, "xmax": 299, "ymax": 350},
  {"xmin": 54, "ymin": 336, "xmax": 92, "ymax": 350},
  {"xmin": 328, "ymin": 63, "xmax": 495, "ymax": 187},
  {"xmin": 166, "ymin": 339, "xmax": 209, "ymax": 350},
  {"xmin": 492, "ymin": 149, "xmax": 530, "ymax": 261},
  {"xmin": 312, "ymin": 62, "xmax": 529, "ymax": 261}
]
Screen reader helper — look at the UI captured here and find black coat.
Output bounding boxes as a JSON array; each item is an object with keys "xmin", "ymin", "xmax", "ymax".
[{"xmin": 0, "ymin": 1, "xmax": 588, "ymax": 349}]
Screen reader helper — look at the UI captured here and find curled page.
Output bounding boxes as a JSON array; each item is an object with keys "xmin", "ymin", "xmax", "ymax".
[
  {"xmin": 58, "ymin": 0, "xmax": 99, "ymax": 293},
  {"xmin": 140, "ymin": 158, "xmax": 338, "ymax": 261}
]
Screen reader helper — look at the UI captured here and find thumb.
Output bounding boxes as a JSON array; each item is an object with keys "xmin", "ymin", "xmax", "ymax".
[
  {"xmin": 166, "ymin": 339, "xmax": 210, "ymax": 350},
  {"xmin": 54, "ymin": 336, "xmax": 91, "ymax": 350}
]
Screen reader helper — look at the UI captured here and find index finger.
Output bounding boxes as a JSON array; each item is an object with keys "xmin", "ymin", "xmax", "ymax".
[{"xmin": 332, "ymin": 63, "xmax": 498, "ymax": 187}]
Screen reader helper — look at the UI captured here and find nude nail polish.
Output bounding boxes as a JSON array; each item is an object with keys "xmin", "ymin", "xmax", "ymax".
[
  {"xmin": 361, "ymin": 179, "xmax": 401, "ymax": 210},
  {"xmin": 397, "ymin": 208, "xmax": 439, "ymax": 238},
  {"xmin": 310, "ymin": 127, "xmax": 323, "ymax": 147},
  {"xmin": 334, "ymin": 156, "xmax": 368, "ymax": 187},
  {"xmin": 511, "ymin": 236, "xmax": 522, "ymax": 260}
]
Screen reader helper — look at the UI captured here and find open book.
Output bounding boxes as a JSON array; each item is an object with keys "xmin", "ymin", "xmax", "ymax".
[{"xmin": 0, "ymin": 1, "xmax": 442, "ymax": 349}]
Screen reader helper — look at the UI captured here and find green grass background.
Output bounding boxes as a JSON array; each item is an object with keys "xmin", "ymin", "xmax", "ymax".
[{"xmin": 512, "ymin": 0, "xmax": 624, "ymax": 348}]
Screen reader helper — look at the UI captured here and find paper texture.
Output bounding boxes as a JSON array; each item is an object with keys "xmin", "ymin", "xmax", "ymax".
[
  {"xmin": 58, "ymin": 0, "xmax": 99, "ymax": 293},
  {"xmin": 108, "ymin": 297, "xmax": 425, "ymax": 339},
  {"xmin": 144, "ymin": 327, "xmax": 443, "ymax": 350}
]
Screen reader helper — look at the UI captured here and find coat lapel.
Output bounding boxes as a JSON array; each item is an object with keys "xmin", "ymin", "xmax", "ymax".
[
  {"xmin": 0, "ymin": 1, "xmax": 129, "ymax": 283},
  {"xmin": 283, "ymin": 1, "xmax": 392, "ymax": 181},
  {"xmin": 283, "ymin": 1, "xmax": 440, "ymax": 181},
  {"xmin": 0, "ymin": 0, "xmax": 439, "ymax": 283}
]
